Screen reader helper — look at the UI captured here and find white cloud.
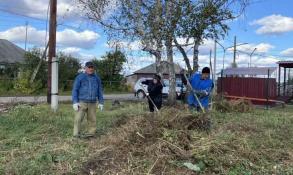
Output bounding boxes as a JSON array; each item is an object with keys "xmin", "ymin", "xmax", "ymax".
[
  {"xmin": 60, "ymin": 47, "xmax": 95, "ymax": 62},
  {"xmin": 281, "ymin": 48, "xmax": 293, "ymax": 57},
  {"xmin": 0, "ymin": 26, "xmax": 46, "ymax": 45},
  {"xmin": 57, "ymin": 29, "xmax": 99, "ymax": 49},
  {"xmin": 0, "ymin": 26, "xmax": 99, "ymax": 49},
  {"xmin": 223, "ymin": 53, "xmax": 279, "ymax": 68},
  {"xmin": 0, "ymin": 0, "xmax": 82, "ymax": 20},
  {"xmin": 228, "ymin": 43, "xmax": 274, "ymax": 54},
  {"xmin": 61, "ymin": 47, "xmax": 81, "ymax": 57},
  {"xmin": 251, "ymin": 14, "xmax": 293, "ymax": 35},
  {"xmin": 199, "ymin": 39, "xmax": 215, "ymax": 55}
]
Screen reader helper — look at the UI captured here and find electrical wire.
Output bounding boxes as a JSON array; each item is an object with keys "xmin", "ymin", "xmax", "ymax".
[
  {"xmin": 237, "ymin": 50, "xmax": 292, "ymax": 59},
  {"xmin": 44, "ymin": 0, "xmax": 50, "ymax": 47},
  {"xmin": 0, "ymin": 7, "xmax": 86, "ymax": 31}
]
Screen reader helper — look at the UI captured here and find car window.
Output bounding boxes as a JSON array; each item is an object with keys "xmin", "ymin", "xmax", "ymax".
[
  {"xmin": 176, "ymin": 81, "xmax": 182, "ymax": 87},
  {"xmin": 162, "ymin": 79, "xmax": 184, "ymax": 87},
  {"xmin": 146, "ymin": 80, "xmax": 152, "ymax": 84},
  {"xmin": 163, "ymin": 79, "xmax": 169, "ymax": 86}
]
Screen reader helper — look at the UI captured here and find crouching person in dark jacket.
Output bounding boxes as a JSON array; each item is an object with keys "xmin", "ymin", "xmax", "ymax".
[{"xmin": 142, "ymin": 74, "xmax": 163, "ymax": 112}]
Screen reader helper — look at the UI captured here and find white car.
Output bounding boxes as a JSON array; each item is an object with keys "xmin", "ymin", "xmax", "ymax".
[{"xmin": 134, "ymin": 77, "xmax": 186, "ymax": 99}]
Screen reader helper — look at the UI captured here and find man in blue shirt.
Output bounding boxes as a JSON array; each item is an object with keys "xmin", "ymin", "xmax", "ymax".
[
  {"xmin": 72, "ymin": 61, "xmax": 104, "ymax": 138},
  {"xmin": 188, "ymin": 67, "xmax": 213, "ymax": 112}
]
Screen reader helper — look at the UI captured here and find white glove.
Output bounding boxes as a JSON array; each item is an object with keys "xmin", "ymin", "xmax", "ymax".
[
  {"xmin": 146, "ymin": 92, "xmax": 149, "ymax": 96},
  {"xmin": 73, "ymin": 103, "xmax": 79, "ymax": 111},
  {"xmin": 203, "ymin": 90, "xmax": 208, "ymax": 96},
  {"xmin": 98, "ymin": 104, "xmax": 104, "ymax": 111}
]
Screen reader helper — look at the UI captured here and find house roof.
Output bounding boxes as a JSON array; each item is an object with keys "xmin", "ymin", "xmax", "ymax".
[
  {"xmin": 134, "ymin": 61, "xmax": 183, "ymax": 74},
  {"xmin": 219, "ymin": 67, "xmax": 277, "ymax": 76},
  {"xmin": 277, "ymin": 60, "xmax": 293, "ymax": 68},
  {"xmin": 0, "ymin": 39, "xmax": 25, "ymax": 64}
]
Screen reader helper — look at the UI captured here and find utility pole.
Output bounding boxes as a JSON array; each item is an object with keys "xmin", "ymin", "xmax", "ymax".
[
  {"xmin": 25, "ymin": 21, "xmax": 28, "ymax": 51},
  {"xmin": 48, "ymin": 0, "xmax": 57, "ymax": 109},
  {"xmin": 233, "ymin": 36, "xmax": 236, "ymax": 67},
  {"xmin": 209, "ymin": 50, "xmax": 213, "ymax": 80},
  {"xmin": 249, "ymin": 48, "xmax": 257, "ymax": 68},
  {"xmin": 214, "ymin": 39, "xmax": 217, "ymax": 82}
]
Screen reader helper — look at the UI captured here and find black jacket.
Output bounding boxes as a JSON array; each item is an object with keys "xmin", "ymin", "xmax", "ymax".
[
  {"xmin": 142, "ymin": 80, "xmax": 163, "ymax": 101},
  {"xmin": 148, "ymin": 82, "xmax": 163, "ymax": 98}
]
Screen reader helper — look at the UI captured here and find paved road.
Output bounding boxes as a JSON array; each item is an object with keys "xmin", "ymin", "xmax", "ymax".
[{"xmin": 0, "ymin": 94, "xmax": 139, "ymax": 104}]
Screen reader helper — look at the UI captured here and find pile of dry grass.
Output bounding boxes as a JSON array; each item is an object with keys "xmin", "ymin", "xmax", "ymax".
[
  {"xmin": 214, "ymin": 98, "xmax": 254, "ymax": 113},
  {"xmin": 80, "ymin": 107, "xmax": 211, "ymax": 175}
]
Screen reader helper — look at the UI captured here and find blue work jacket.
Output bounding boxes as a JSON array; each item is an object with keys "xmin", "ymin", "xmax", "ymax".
[
  {"xmin": 72, "ymin": 73, "xmax": 104, "ymax": 104},
  {"xmin": 187, "ymin": 73, "xmax": 213, "ymax": 108}
]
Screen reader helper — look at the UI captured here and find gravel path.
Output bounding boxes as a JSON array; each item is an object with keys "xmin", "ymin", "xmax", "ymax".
[{"xmin": 0, "ymin": 94, "xmax": 138, "ymax": 104}]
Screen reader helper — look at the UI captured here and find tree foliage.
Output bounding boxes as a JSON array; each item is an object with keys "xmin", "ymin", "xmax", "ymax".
[
  {"xmin": 92, "ymin": 50, "xmax": 126, "ymax": 81},
  {"xmin": 58, "ymin": 53, "xmax": 81, "ymax": 91},
  {"xmin": 13, "ymin": 49, "xmax": 81, "ymax": 94}
]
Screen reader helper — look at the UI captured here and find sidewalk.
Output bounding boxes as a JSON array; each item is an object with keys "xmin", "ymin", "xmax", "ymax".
[{"xmin": 0, "ymin": 94, "xmax": 138, "ymax": 104}]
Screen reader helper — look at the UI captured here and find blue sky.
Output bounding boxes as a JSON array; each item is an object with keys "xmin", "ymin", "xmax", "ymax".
[{"xmin": 0, "ymin": 0, "xmax": 293, "ymax": 75}]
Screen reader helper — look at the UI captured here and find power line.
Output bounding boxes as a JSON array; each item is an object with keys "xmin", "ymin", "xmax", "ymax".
[
  {"xmin": 0, "ymin": 8, "xmax": 47, "ymax": 22},
  {"xmin": 0, "ymin": 8, "xmax": 87, "ymax": 31},
  {"xmin": 25, "ymin": 21, "xmax": 28, "ymax": 51},
  {"xmin": 237, "ymin": 50, "xmax": 292, "ymax": 59},
  {"xmin": 44, "ymin": 1, "xmax": 50, "ymax": 47}
]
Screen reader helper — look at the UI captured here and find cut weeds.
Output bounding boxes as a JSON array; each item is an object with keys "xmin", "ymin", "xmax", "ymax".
[{"xmin": 0, "ymin": 101, "xmax": 292, "ymax": 174}]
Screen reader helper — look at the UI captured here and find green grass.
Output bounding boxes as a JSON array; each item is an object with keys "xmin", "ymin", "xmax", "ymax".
[
  {"xmin": 0, "ymin": 103, "xmax": 292, "ymax": 174},
  {"xmin": 195, "ymin": 106, "xmax": 293, "ymax": 174},
  {"xmin": 0, "ymin": 101, "xmax": 146, "ymax": 175}
]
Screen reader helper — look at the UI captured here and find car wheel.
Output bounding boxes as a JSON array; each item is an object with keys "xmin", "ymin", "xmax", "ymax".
[{"xmin": 136, "ymin": 90, "xmax": 146, "ymax": 99}]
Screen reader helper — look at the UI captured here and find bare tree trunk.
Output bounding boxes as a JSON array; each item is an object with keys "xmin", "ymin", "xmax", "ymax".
[
  {"xmin": 165, "ymin": 0, "xmax": 177, "ymax": 105},
  {"xmin": 155, "ymin": 50, "xmax": 162, "ymax": 77},
  {"xmin": 142, "ymin": 46, "xmax": 163, "ymax": 77},
  {"xmin": 174, "ymin": 37, "xmax": 192, "ymax": 74},
  {"xmin": 193, "ymin": 40, "xmax": 200, "ymax": 72},
  {"xmin": 166, "ymin": 38, "xmax": 176, "ymax": 105},
  {"xmin": 30, "ymin": 42, "xmax": 49, "ymax": 83}
]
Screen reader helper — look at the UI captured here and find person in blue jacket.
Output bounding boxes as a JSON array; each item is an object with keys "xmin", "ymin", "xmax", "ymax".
[
  {"xmin": 72, "ymin": 61, "xmax": 104, "ymax": 138},
  {"xmin": 187, "ymin": 67, "xmax": 213, "ymax": 111}
]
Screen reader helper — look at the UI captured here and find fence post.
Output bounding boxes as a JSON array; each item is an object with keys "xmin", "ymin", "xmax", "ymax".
[{"xmin": 266, "ymin": 69, "xmax": 270, "ymax": 110}]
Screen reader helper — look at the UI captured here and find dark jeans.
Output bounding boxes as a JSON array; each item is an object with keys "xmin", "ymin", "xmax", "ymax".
[
  {"xmin": 148, "ymin": 97, "xmax": 162, "ymax": 112},
  {"xmin": 189, "ymin": 104, "xmax": 208, "ymax": 112}
]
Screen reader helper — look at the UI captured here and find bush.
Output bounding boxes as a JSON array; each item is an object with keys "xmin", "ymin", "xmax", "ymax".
[
  {"xmin": 0, "ymin": 79, "xmax": 14, "ymax": 93},
  {"xmin": 13, "ymin": 71, "xmax": 42, "ymax": 94}
]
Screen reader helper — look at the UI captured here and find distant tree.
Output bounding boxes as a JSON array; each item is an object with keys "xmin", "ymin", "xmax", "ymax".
[
  {"xmin": 22, "ymin": 49, "xmax": 47, "ymax": 87},
  {"xmin": 58, "ymin": 53, "xmax": 81, "ymax": 91},
  {"xmin": 175, "ymin": 0, "xmax": 249, "ymax": 73},
  {"xmin": 92, "ymin": 50, "xmax": 127, "ymax": 82},
  {"xmin": 14, "ymin": 49, "xmax": 81, "ymax": 94},
  {"xmin": 14, "ymin": 49, "xmax": 46, "ymax": 93},
  {"xmin": 0, "ymin": 63, "xmax": 19, "ymax": 78}
]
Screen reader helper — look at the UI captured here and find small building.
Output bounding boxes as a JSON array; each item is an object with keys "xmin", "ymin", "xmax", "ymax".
[
  {"xmin": 277, "ymin": 61, "xmax": 293, "ymax": 101},
  {"xmin": 0, "ymin": 39, "xmax": 25, "ymax": 76},
  {"xmin": 217, "ymin": 67, "xmax": 278, "ymax": 105},
  {"xmin": 0, "ymin": 39, "xmax": 25, "ymax": 65},
  {"xmin": 126, "ymin": 61, "xmax": 184, "ymax": 88}
]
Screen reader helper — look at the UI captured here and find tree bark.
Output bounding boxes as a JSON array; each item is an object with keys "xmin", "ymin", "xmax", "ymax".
[
  {"xmin": 193, "ymin": 40, "xmax": 200, "ymax": 72},
  {"xmin": 166, "ymin": 38, "xmax": 176, "ymax": 105},
  {"xmin": 174, "ymin": 37, "xmax": 192, "ymax": 74},
  {"xmin": 142, "ymin": 46, "xmax": 163, "ymax": 77}
]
